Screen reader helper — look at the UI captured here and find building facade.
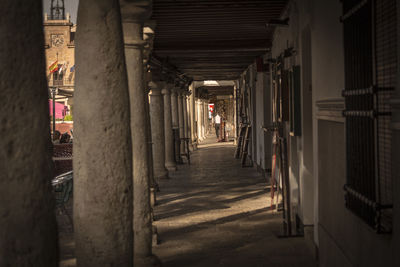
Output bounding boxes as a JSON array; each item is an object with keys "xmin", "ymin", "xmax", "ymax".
[{"xmin": 44, "ymin": 12, "xmax": 75, "ymax": 116}]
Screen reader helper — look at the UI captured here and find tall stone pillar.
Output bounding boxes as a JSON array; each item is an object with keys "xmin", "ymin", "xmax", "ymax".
[
  {"xmin": 171, "ymin": 88, "xmax": 179, "ymax": 129},
  {"xmin": 162, "ymin": 86, "xmax": 177, "ymax": 171},
  {"xmin": 197, "ymin": 100, "xmax": 202, "ymax": 141},
  {"xmin": 144, "ymin": 84, "xmax": 157, "ymax": 206},
  {"xmin": 204, "ymin": 101, "xmax": 209, "ymax": 135},
  {"xmin": 183, "ymin": 93, "xmax": 189, "ymax": 151},
  {"xmin": 149, "ymin": 81, "xmax": 168, "ymax": 179},
  {"xmin": 0, "ymin": 1, "xmax": 58, "ymax": 266},
  {"xmin": 203, "ymin": 101, "xmax": 206, "ymax": 136},
  {"xmin": 74, "ymin": 0, "xmax": 132, "ymax": 266},
  {"xmin": 143, "ymin": 25, "xmax": 157, "ymax": 206},
  {"xmin": 177, "ymin": 90, "xmax": 185, "ymax": 154},
  {"xmin": 121, "ymin": 1, "xmax": 159, "ymax": 265},
  {"xmin": 200, "ymin": 99, "xmax": 206, "ymax": 140},
  {"xmin": 171, "ymin": 87, "xmax": 182, "ymax": 162},
  {"xmin": 190, "ymin": 86, "xmax": 196, "ymax": 144},
  {"xmin": 184, "ymin": 93, "xmax": 190, "ymax": 139}
]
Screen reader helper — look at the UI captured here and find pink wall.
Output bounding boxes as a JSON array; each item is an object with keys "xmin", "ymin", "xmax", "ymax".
[{"xmin": 49, "ymin": 100, "xmax": 67, "ymax": 119}]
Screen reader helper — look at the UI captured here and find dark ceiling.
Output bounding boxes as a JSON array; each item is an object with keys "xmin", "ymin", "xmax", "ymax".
[
  {"xmin": 200, "ymin": 86, "xmax": 234, "ymax": 96},
  {"xmin": 151, "ymin": 0, "xmax": 288, "ymax": 81}
]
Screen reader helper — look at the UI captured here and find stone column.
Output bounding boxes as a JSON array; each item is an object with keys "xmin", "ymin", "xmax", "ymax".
[
  {"xmin": 74, "ymin": 0, "xmax": 132, "ymax": 266},
  {"xmin": 184, "ymin": 93, "xmax": 190, "ymax": 142},
  {"xmin": 143, "ymin": 25, "xmax": 157, "ymax": 207},
  {"xmin": 200, "ymin": 100, "xmax": 205, "ymax": 140},
  {"xmin": 171, "ymin": 87, "xmax": 182, "ymax": 163},
  {"xmin": 149, "ymin": 81, "xmax": 168, "ymax": 179},
  {"xmin": 204, "ymin": 101, "xmax": 209, "ymax": 135},
  {"xmin": 203, "ymin": 101, "xmax": 206, "ymax": 136},
  {"xmin": 144, "ymin": 85, "xmax": 157, "ymax": 207},
  {"xmin": 183, "ymin": 93, "xmax": 189, "ymax": 152},
  {"xmin": 190, "ymin": 86, "xmax": 196, "ymax": 144},
  {"xmin": 0, "ymin": 1, "xmax": 58, "ymax": 266},
  {"xmin": 177, "ymin": 90, "xmax": 185, "ymax": 154},
  {"xmin": 171, "ymin": 88, "xmax": 179, "ymax": 129},
  {"xmin": 121, "ymin": 1, "xmax": 159, "ymax": 265},
  {"xmin": 197, "ymin": 100, "xmax": 202, "ymax": 141},
  {"xmin": 162, "ymin": 86, "xmax": 177, "ymax": 171}
]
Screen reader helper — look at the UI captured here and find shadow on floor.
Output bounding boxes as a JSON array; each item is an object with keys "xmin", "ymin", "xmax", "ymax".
[
  {"xmin": 153, "ymin": 137, "xmax": 317, "ymax": 267},
  {"xmin": 155, "ymin": 189, "xmax": 270, "ymax": 221}
]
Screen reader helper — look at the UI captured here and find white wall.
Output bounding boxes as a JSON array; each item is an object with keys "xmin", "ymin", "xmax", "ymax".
[
  {"xmin": 270, "ymin": 0, "xmax": 316, "ymax": 233},
  {"xmin": 255, "ymin": 71, "xmax": 272, "ymax": 170},
  {"xmin": 236, "ymin": 1, "xmax": 399, "ymax": 266}
]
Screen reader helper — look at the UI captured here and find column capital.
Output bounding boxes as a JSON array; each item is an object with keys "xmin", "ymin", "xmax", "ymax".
[
  {"xmin": 161, "ymin": 87, "xmax": 170, "ymax": 95},
  {"xmin": 149, "ymin": 81, "xmax": 165, "ymax": 95},
  {"xmin": 171, "ymin": 87, "xmax": 180, "ymax": 96},
  {"xmin": 162, "ymin": 83, "xmax": 174, "ymax": 94},
  {"xmin": 143, "ymin": 21, "xmax": 156, "ymax": 62}
]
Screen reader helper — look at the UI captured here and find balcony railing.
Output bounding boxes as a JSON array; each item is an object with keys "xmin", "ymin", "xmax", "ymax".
[{"xmin": 49, "ymin": 78, "xmax": 75, "ymax": 87}]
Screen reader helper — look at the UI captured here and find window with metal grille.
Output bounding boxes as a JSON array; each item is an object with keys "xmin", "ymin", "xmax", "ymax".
[{"xmin": 341, "ymin": 0, "xmax": 396, "ymax": 233}]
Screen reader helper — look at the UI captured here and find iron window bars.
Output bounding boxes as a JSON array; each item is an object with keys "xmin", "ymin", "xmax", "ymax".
[{"xmin": 341, "ymin": 0, "xmax": 396, "ymax": 233}]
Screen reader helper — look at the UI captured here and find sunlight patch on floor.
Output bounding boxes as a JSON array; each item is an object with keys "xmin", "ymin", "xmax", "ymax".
[{"xmin": 197, "ymin": 141, "xmax": 234, "ymax": 149}]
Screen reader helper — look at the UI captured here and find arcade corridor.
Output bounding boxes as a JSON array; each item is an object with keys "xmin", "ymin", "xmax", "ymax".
[
  {"xmin": 58, "ymin": 136, "xmax": 316, "ymax": 267},
  {"xmin": 153, "ymin": 136, "xmax": 316, "ymax": 267},
  {"xmin": 1, "ymin": 0, "xmax": 399, "ymax": 266}
]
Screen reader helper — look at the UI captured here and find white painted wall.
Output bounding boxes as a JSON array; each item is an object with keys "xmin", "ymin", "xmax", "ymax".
[
  {"xmin": 237, "ymin": 0, "xmax": 400, "ymax": 266},
  {"xmin": 255, "ymin": 71, "xmax": 272, "ymax": 170},
  {"xmin": 270, "ymin": 0, "xmax": 315, "ymax": 233}
]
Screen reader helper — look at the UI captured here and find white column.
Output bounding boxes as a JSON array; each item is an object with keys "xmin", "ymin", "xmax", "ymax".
[
  {"xmin": 74, "ymin": 0, "xmax": 133, "ymax": 265},
  {"xmin": 0, "ymin": 1, "xmax": 58, "ymax": 265}
]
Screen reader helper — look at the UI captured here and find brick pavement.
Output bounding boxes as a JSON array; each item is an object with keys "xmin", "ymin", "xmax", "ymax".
[{"xmin": 152, "ymin": 136, "xmax": 317, "ymax": 267}]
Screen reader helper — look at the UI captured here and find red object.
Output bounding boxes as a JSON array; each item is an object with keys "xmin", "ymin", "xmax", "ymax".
[{"xmin": 208, "ymin": 103, "xmax": 214, "ymax": 113}]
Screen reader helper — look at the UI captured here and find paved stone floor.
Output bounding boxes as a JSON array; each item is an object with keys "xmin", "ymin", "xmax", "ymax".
[
  {"xmin": 152, "ymin": 135, "xmax": 317, "ymax": 267},
  {"xmin": 58, "ymin": 135, "xmax": 317, "ymax": 266}
]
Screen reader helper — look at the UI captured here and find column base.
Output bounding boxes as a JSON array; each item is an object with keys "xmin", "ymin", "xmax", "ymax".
[
  {"xmin": 150, "ymin": 187, "xmax": 156, "ymax": 207},
  {"xmin": 154, "ymin": 168, "xmax": 169, "ymax": 179},
  {"xmin": 134, "ymin": 254, "xmax": 162, "ymax": 267},
  {"xmin": 190, "ymin": 143, "xmax": 197, "ymax": 151},
  {"xmin": 155, "ymin": 173, "xmax": 169, "ymax": 180},
  {"xmin": 152, "ymin": 225, "xmax": 159, "ymax": 246},
  {"xmin": 165, "ymin": 163, "xmax": 177, "ymax": 171}
]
